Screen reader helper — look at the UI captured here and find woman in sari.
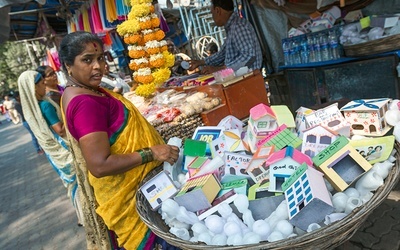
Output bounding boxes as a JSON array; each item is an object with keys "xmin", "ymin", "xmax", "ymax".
[
  {"xmin": 17, "ymin": 70, "xmax": 84, "ymax": 226},
  {"xmin": 36, "ymin": 65, "xmax": 65, "ymax": 105},
  {"xmin": 59, "ymin": 31, "xmax": 180, "ymax": 250}
]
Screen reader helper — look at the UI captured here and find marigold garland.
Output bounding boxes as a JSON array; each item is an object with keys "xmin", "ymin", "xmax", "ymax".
[
  {"xmin": 118, "ymin": 1, "xmax": 175, "ymax": 97},
  {"xmin": 152, "ymin": 68, "xmax": 171, "ymax": 86},
  {"xmin": 128, "ymin": 4, "xmax": 151, "ymax": 19},
  {"xmin": 131, "ymin": 0, "xmax": 151, "ymax": 5},
  {"xmin": 116, "ymin": 19, "xmax": 141, "ymax": 36},
  {"xmin": 163, "ymin": 51, "xmax": 175, "ymax": 68},
  {"xmin": 135, "ymin": 83, "xmax": 156, "ymax": 98}
]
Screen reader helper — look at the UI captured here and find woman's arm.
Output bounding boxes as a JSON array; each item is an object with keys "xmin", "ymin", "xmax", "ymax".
[
  {"xmin": 79, "ymin": 131, "xmax": 179, "ymax": 178},
  {"xmin": 51, "ymin": 121, "xmax": 66, "ymax": 138}
]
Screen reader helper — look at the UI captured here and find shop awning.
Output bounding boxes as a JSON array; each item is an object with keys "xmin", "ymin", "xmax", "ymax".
[{"xmin": 0, "ymin": 0, "xmax": 85, "ymax": 44}]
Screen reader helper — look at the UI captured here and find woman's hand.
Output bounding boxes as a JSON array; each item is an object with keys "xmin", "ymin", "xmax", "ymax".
[{"xmin": 150, "ymin": 144, "xmax": 180, "ymax": 165}]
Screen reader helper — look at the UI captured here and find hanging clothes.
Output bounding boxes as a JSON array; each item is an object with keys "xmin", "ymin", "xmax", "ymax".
[
  {"xmin": 98, "ymin": 0, "xmax": 113, "ymax": 29},
  {"xmin": 104, "ymin": 0, "xmax": 118, "ymax": 23},
  {"xmin": 91, "ymin": 0, "xmax": 104, "ymax": 33},
  {"xmin": 116, "ymin": 0, "xmax": 130, "ymax": 19},
  {"xmin": 81, "ymin": 7, "xmax": 92, "ymax": 32}
]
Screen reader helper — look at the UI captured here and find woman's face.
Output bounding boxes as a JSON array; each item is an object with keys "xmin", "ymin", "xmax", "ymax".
[
  {"xmin": 43, "ymin": 67, "xmax": 58, "ymax": 88},
  {"xmin": 68, "ymin": 42, "xmax": 105, "ymax": 87},
  {"xmin": 35, "ymin": 78, "xmax": 46, "ymax": 100}
]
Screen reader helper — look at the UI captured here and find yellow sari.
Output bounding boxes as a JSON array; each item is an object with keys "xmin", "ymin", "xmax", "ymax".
[{"xmin": 63, "ymin": 89, "xmax": 164, "ymax": 249}]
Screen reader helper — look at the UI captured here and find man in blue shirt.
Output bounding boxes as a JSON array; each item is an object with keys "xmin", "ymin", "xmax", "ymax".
[{"xmin": 189, "ymin": 0, "xmax": 262, "ymax": 74}]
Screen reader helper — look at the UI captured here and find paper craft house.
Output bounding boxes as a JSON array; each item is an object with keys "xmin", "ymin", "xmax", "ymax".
[
  {"xmin": 218, "ymin": 115, "xmax": 244, "ymax": 132},
  {"xmin": 349, "ymin": 135, "xmax": 395, "ymax": 165},
  {"xmin": 295, "ymin": 106, "xmax": 314, "ymax": 138},
  {"xmin": 223, "ymin": 152, "xmax": 252, "ymax": 179},
  {"xmin": 271, "ymin": 105, "xmax": 296, "ymax": 132},
  {"xmin": 266, "ymin": 146, "xmax": 313, "ymax": 192},
  {"xmin": 313, "ymin": 136, "xmax": 374, "ymax": 192},
  {"xmin": 174, "ymin": 173, "xmax": 221, "ymax": 212},
  {"xmin": 210, "ymin": 129, "xmax": 248, "ymax": 158},
  {"xmin": 304, "ymin": 103, "xmax": 350, "ymax": 137},
  {"xmin": 301, "ymin": 125, "xmax": 339, "ymax": 158},
  {"xmin": 246, "ymin": 146, "xmax": 275, "ymax": 185},
  {"xmin": 247, "ymin": 103, "xmax": 278, "ymax": 152},
  {"xmin": 248, "ymin": 103, "xmax": 278, "ymax": 136},
  {"xmin": 340, "ymin": 98, "xmax": 391, "ymax": 136},
  {"xmin": 140, "ymin": 171, "xmax": 179, "ymax": 210},
  {"xmin": 282, "ymin": 164, "xmax": 334, "ymax": 231},
  {"xmin": 256, "ymin": 124, "xmax": 302, "ymax": 150}
]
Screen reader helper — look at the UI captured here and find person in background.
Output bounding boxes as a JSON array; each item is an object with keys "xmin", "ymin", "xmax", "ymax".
[
  {"xmin": 17, "ymin": 70, "xmax": 84, "ymax": 227},
  {"xmin": 36, "ymin": 65, "xmax": 65, "ymax": 105},
  {"xmin": 14, "ymin": 91, "xmax": 44, "ymax": 155},
  {"xmin": 59, "ymin": 31, "xmax": 180, "ymax": 250},
  {"xmin": 166, "ymin": 38, "xmax": 191, "ymax": 76},
  {"xmin": 3, "ymin": 94, "xmax": 20, "ymax": 124},
  {"xmin": 205, "ymin": 42, "xmax": 219, "ymax": 57},
  {"xmin": 189, "ymin": 0, "xmax": 262, "ymax": 74},
  {"xmin": 100, "ymin": 63, "xmax": 130, "ymax": 94}
]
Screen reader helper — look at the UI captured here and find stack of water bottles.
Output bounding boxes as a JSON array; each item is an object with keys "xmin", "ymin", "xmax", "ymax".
[{"xmin": 282, "ymin": 26, "xmax": 343, "ymax": 66}]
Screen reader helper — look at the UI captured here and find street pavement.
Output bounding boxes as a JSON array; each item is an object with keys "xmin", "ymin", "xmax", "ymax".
[
  {"xmin": 0, "ymin": 119, "xmax": 86, "ymax": 249},
  {"xmin": 0, "ymin": 117, "xmax": 399, "ymax": 250}
]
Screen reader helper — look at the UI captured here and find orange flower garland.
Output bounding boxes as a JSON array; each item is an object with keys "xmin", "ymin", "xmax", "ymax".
[{"xmin": 117, "ymin": 0, "xmax": 174, "ymax": 97}]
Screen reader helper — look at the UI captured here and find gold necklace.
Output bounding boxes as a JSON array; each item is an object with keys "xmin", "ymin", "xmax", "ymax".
[{"xmin": 66, "ymin": 84, "xmax": 105, "ymax": 96}]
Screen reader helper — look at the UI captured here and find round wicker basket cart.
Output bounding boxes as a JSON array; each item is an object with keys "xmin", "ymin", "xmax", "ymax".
[{"xmin": 136, "ymin": 143, "xmax": 400, "ymax": 250}]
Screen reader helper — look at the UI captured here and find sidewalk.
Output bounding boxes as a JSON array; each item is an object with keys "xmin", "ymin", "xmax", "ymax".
[
  {"xmin": 0, "ymin": 118, "xmax": 399, "ymax": 249},
  {"xmin": 0, "ymin": 120, "xmax": 86, "ymax": 249}
]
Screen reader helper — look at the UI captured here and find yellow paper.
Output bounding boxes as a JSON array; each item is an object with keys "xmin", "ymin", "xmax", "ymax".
[{"xmin": 360, "ymin": 16, "xmax": 371, "ymax": 29}]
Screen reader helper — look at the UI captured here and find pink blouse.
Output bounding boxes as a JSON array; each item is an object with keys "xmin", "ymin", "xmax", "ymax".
[{"xmin": 66, "ymin": 94, "xmax": 125, "ymax": 141}]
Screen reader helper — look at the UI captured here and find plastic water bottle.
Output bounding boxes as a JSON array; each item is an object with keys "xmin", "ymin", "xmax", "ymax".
[
  {"xmin": 282, "ymin": 39, "xmax": 291, "ymax": 65},
  {"xmin": 313, "ymin": 35, "xmax": 322, "ymax": 62},
  {"xmin": 328, "ymin": 30, "xmax": 340, "ymax": 60},
  {"xmin": 320, "ymin": 33, "xmax": 330, "ymax": 61},
  {"xmin": 290, "ymin": 38, "xmax": 301, "ymax": 65},
  {"xmin": 307, "ymin": 35, "xmax": 315, "ymax": 63},
  {"xmin": 300, "ymin": 36, "xmax": 309, "ymax": 64}
]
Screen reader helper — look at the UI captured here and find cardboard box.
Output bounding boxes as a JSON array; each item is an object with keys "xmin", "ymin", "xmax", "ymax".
[
  {"xmin": 222, "ymin": 70, "xmax": 269, "ymax": 120},
  {"xmin": 201, "ymin": 104, "xmax": 230, "ymax": 126}
]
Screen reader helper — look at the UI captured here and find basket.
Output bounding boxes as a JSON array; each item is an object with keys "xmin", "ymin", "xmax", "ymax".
[
  {"xmin": 343, "ymin": 33, "xmax": 400, "ymax": 57},
  {"xmin": 136, "ymin": 143, "xmax": 400, "ymax": 250}
]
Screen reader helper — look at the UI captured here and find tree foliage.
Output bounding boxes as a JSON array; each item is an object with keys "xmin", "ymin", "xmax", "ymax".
[{"xmin": 0, "ymin": 41, "xmax": 45, "ymax": 98}]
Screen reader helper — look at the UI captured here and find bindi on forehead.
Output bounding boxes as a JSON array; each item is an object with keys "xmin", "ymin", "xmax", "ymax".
[{"xmin": 93, "ymin": 42, "xmax": 97, "ymax": 51}]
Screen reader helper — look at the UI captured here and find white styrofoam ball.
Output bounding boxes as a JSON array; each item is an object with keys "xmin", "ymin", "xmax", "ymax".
[
  {"xmin": 275, "ymin": 201, "xmax": 289, "ymax": 220},
  {"xmin": 388, "ymin": 99, "xmax": 400, "ymax": 110},
  {"xmin": 226, "ymin": 233, "xmax": 242, "ymax": 246},
  {"xmin": 242, "ymin": 231, "xmax": 261, "ymax": 245},
  {"xmin": 332, "ymin": 192, "xmax": 349, "ymax": 213},
  {"xmin": 224, "ymin": 221, "xmax": 241, "ymax": 236},
  {"xmin": 384, "ymin": 109, "xmax": 400, "ymax": 126},
  {"xmin": 252, "ymin": 220, "xmax": 271, "ymax": 240},
  {"xmin": 393, "ymin": 123, "xmax": 400, "ymax": 143},
  {"xmin": 275, "ymin": 220, "xmax": 294, "ymax": 237},
  {"xmin": 211, "ymin": 234, "xmax": 227, "ymax": 246},
  {"xmin": 233, "ymin": 194, "xmax": 249, "ymax": 213},
  {"xmin": 191, "ymin": 222, "xmax": 208, "ymax": 237},
  {"xmin": 343, "ymin": 187, "xmax": 360, "ymax": 198},
  {"xmin": 197, "ymin": 232, "xmax": 212, "ymax": 245},
  {"xmin": 267, "ymin": 231, "xmax": 284, "ymax": 242},
  {"xmin": 204, "ymin": 215, "xmax": 225, "ymax": 234}
]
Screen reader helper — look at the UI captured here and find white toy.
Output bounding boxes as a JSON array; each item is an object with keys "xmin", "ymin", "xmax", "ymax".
[{"xmin": 233, "ymin": 194, "xmax": 255, "ymax": 229}]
